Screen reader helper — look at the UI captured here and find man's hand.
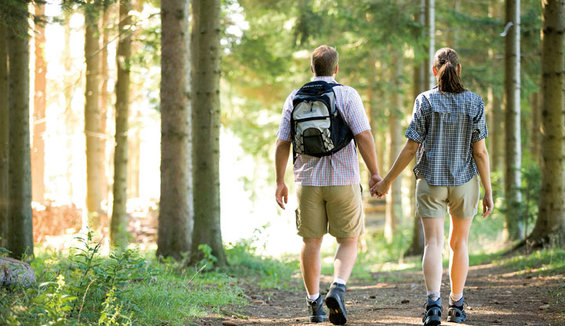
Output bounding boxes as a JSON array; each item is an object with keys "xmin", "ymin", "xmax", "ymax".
[
  {"xmin": 482, "ymin": 192, "xmax": 494, "ymax": 217},
  {"xmin": 369, "ymin": 174, "xmax": 382, "ymax": 196},
  {"xmin": 275, "ymin": 182, "xmax": 288, "ymax": 209}
]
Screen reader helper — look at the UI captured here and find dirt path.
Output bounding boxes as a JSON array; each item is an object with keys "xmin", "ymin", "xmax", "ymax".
[{"xmin": 194, "ymin": 261, "xmax": 565, "ymax": 326}]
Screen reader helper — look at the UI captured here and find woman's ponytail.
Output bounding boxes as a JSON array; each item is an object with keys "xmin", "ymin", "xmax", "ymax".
[{"xmin": 434, "ymin": 48, "xmax": 466, "ymax": 93}]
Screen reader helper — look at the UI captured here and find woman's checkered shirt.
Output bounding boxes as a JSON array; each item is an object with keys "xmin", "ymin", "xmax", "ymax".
[{"xmin": 405, "ymin": 87, "xmax": 488, "ymax": 186}]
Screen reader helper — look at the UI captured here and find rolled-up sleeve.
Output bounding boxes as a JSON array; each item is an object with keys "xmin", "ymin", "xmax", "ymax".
[
  {"xmin": 276, "ymin": 91, "xmax": 296, "ymax": 141},
  {"xmin": 405, "ymin": 95, "xmax": 428, "ymax": 143},
  {"xmin": 471, "ymin": 97, "xmax": 488, "ymax": 143}
]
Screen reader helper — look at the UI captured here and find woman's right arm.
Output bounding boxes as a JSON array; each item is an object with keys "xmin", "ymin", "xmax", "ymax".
[{"xmin": 472, "ymin": 139, "xmax": 494, "ymax": 217}]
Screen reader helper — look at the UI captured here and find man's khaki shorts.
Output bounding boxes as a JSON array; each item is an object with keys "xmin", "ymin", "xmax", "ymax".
[
  {"xmin": 416, "ymin": 175, "xmax": 480, "ymax": 219},
  {"xmin": 295, "ymin": 184, "xmax": 364, "ymax": 239}
]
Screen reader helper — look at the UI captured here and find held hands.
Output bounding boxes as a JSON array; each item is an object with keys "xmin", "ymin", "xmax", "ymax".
[
  {"xmin": 275, "ymin": 182, "xmax": 288, "ymax": 209},
  {"xmin": 369, "ymin": 174, "xmax": 383, "ymax": 192},
  {"xmin": 370, "ymin": 178, "xmax": 390, "ymax": 199}
]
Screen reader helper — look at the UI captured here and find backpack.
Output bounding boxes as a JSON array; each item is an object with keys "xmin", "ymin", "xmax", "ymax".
[{"xmin": 290, "ymin": 80, "xmax": 354, "ymax": 159}]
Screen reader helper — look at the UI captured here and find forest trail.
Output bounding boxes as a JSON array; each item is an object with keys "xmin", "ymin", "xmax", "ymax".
[{"xmin": 194, "ymin": 259, "xmax": 564, "ymax": 326}]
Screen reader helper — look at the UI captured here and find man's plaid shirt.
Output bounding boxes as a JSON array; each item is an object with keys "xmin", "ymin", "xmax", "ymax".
[
  {"xmin": 405, "ymin": 87, "xmax": 488, "ymax": 186},
  {"xmin": 277, "ymin": 76, "xmax": 371, "ymax": 186}
]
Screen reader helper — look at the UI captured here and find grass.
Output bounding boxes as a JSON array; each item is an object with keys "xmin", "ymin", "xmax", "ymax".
[{"xmin": 2, "ymin": 222, "xmax": 563, "ymax": 325}]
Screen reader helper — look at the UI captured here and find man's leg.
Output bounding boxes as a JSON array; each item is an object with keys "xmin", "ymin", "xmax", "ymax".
[
  {"xmin": 334, "ymin": 237, "xmax": 358, "ymax": 283},
  {"xmin": 301, "ymin": 237, "xmax": 323, "ymax": 297}
]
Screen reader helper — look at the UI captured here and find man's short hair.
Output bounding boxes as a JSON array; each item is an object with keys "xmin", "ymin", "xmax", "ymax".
[{"xmin": 311, "ymin": 45, "xmax": 338, "ymax": 76}]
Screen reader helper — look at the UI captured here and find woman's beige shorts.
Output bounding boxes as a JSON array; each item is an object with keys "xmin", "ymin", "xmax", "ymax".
[
  {"xmin": 295, "ymin": 184, "xmax": 364, "ymax": 239},
  {"xmin": 416, "ymin": 175, "xmax": 480, "ymax": 219}
]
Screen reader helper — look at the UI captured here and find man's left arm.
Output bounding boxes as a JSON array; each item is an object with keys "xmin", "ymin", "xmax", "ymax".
[
  {"xmin": 275, "ymin": 138, "xmax": 291, "ymax": 209},
  {"xmin": 354, "ymin": 130, "xmax": 382, "ymax": 189}
]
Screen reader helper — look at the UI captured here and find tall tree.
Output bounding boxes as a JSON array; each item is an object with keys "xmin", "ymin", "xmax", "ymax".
[
  {"xmin": 0, "ymin": 25, "xmax": 9, "ymax": 248},
  {"xmin": 528, "ymin": 0, "xmax": 564, "ymax": 247},
  {"xmin": 7, "ymin": 16, "xmax": 34, "ymax": 259},
  {"xmin": 504, "ymin": 0, "xmax": 524, "ymax": 241},
  {"xmin": 99, "ymin": 2, "xmax": 113, "ymax": 205},
  {"xmin": 385, "ymin": 52, "xmax": 404, "ymax": 243},
  {"xmin": 84, "ymin": 0, "xmax": 104, "ymax": 227},
  {"xmin": 110, "ymin": 0, "xmax": 133, "ymax": 249},
  {"xmin": 405, "ymin": 0, "xmax": 427, "ymax": 257},
  {"xmin": 190, "ymin": 0, "xmax": 227, "ymax": 267},
  {"xmin": 157, "ymin": 0, "xmax": 192, "ymax": 260},
  {"xmin": 32, "ymin": 2, "xmax": 46, "ymax": 203}
]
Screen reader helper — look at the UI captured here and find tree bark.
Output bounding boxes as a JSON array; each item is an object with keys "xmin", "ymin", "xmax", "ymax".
[
  {"xmin": 190, "ymin": 0, "xmax": 227, "ymax": 267},
  {"xmin": 405, "ymin": 0, "xmax": 427, "ymax": 257},
  {"xmin": 528, "ymin": 0, "xmax": 565, "ymax": 247},
  {"xmin": 84, "ymin": 4, "xmax": 104, "ymax": 227},
  {"xmin": 7, "ymin": 25, "xmax": 34, "ymax": 260},
  {"xmin": 110, "ymin": 0, "xmax": 133, "ymax": 249},
  {"xmin": 99, "ymin": 4, "xmax": 113, "ymax": 206},
  {"xmin": 63, "ymin": 10, "xmax": 75, "ymax": 203},
  {"xmin": 530, "ymin": 92, "xmax": 542, "ymax": 163},
  {"xmin": 157, "ymin": 0, "xmax": 192, "ymax": 260},
  {"xmin": 32, "ymin": 2, "xmax": 46, "ymax": 204},
  {"xmin": 385, "ymin": 53, "xmax": 404, "ymax": 244},
  {"xmin": 504, "ymin": 0, "xmax": 523, "ymax": 241},
  {"xmin": 0, "ymin": 25, "xmax": 9, "ymax": 248}
]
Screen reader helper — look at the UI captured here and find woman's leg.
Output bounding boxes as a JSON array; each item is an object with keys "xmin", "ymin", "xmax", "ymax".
[
  {"xmin": 448, "ymin": 215, "xmax": 473, "ymax": 298},
  {"xmin": 421, "ymin": 217, "xmax": 445, "ymax": 298}
]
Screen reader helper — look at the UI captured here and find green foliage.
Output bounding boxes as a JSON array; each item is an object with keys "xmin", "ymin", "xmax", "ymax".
[
  {"xmin": 225, "ymin": 236, "xmax": 300, "ymax": 290},
  {"xmin": 499, "ymin": 248, "xmax": 565, "ymax": 276},
  {"xmin": 196, "ymin": 244, "xmax": 218, "ymax": 271}
]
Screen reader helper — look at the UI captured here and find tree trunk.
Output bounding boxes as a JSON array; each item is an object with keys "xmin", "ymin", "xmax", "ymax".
[
  {"xmin": 504, "ymin": 0, "xmax": 523, "ymax": 241},
  {"xmin": 128, "ymin": 111, "xmax": 141, "ymax": 198},
  {"xmin": 100, "ymin": 4, "xmax": 112, "ymax": 207},
  {"xmin": 530, "ymin": 92, "xmax": 542, "ymax": 163},
  {"xmin": 385, "ymin": 53, "xmax": 404, "ymax": 244},
  {"xmin": 84, "ymin": 5, "xmax": 103, "ymax": 227},
  {"xmin": 190, "ymin": 0, "xmax": 227, "ymax": 267},
  {"xmin": 426, "ymin": 0, "xmax": 435, "ymax": 87},
  {"xmin": 63, "ymin": 11, "xmax": 75, "ymax": 203},
  {"xmin": 0, "ymin": 25, "xmax": 9, "ymax": 248},
  {"xmin": 405, "ymin": 2, "xmax": 427, "ymax": 256},
  {"xmin": 110, "ymin": 0, "xmax": 133, "ymax": 249},
  {"xmin": 488, "ymin": 0, "xmax": 504, "ymax": 173},
  {"xmin": 157, "ymin": 0, "xmax": 192, "ymax": 260},
  {"xmin": 528, "ymin": 0, "xmax": 565, "ymax": 247},
  {"xmin": 7, "ymin": 25, "xmax": 34, "ymax": 260},
  {"xmin": 32, "ymin": 2, "xmax": 46, "ymax": 204}
]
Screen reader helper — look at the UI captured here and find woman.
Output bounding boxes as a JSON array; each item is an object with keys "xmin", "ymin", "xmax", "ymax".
[{"xmin": 372, "ymin": 47, "xmax": 494, "ymax": 326}]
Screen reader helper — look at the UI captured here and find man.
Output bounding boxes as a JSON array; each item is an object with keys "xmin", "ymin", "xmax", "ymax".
[{"xmin": 275, "ymin": 45, "xmax": 381, "ymax": 325}]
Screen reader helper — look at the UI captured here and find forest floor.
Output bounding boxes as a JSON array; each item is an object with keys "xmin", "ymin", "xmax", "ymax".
[{"xmin": 193, "ymin": 258, "xmax": 565, "ymax": 326}]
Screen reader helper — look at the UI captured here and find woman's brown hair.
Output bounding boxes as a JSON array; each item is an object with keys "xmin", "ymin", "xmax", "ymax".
[{"xmin": 434, "ymin": 48, "xmax": 466, "ymax": 93}]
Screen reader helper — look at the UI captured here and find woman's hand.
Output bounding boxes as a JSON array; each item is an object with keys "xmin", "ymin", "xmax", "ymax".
[{"xmin": 482, "ymin": 192, "xmax": 494, "ymax": 217}]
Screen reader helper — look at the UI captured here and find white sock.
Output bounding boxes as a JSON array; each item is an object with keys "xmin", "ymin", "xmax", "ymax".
[
  {"xmin": 450, "ymin": 292, "xmax": 463, "ymax": 302},
  {"xmin": 307, "ymin": 292, "xmax": 320, "ymax": 301},
  {"xmin": 427, "ymin": 291, "xmax": 440, "ymax": 301},
  {"xmin": 333, "ymin": 277, "xmax": 347, "ymax": 286}
]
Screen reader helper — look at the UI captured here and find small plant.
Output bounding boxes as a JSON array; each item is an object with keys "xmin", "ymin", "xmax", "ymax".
[
  {"xmin": 197, "ymin": 244, "xmax": 218, "ymax": 271},
  {"xmin": 31, "ymin": 274, "xmax": 77, "ymax": 325}
]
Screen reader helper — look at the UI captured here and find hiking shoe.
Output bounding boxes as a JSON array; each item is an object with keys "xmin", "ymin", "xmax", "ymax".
[
  {"xmin": 325, "ymin": 282, "xmax": 347, "ymax": 325},
  {"xmin": 422, "ymin": 297, "xmax": 442, "ymax": 326},
  {"xmin": 307, "ymin": 295, "xmax": 327, "ymax": 323},
  {"xmin": 447, "ymin": 296, "xmax": 467, "ymax": 323}
]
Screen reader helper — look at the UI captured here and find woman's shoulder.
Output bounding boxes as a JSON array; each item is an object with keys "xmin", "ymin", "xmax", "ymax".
[{"xmin": 461, "ymin": 90, "xmax": 484, "ymax": 103}]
